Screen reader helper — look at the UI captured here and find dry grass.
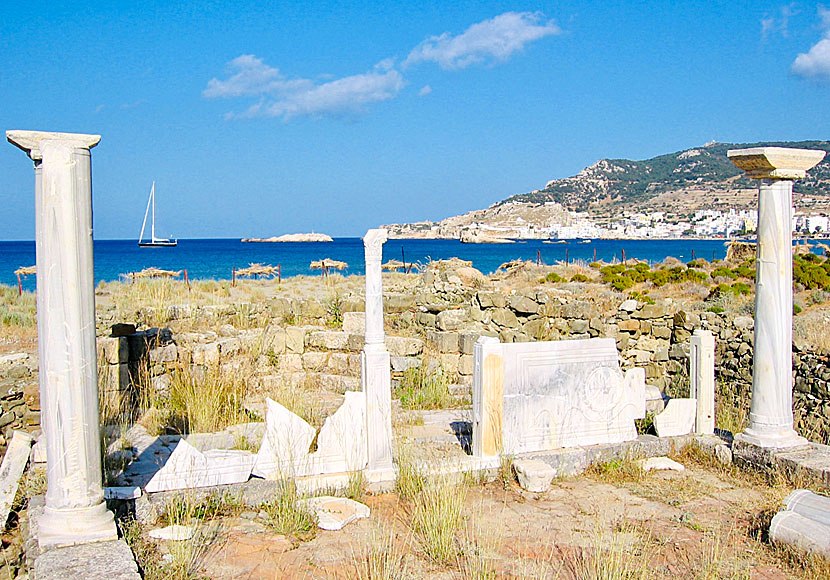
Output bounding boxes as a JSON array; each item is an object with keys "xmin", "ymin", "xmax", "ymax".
[
  {"xmin": 394, "ymin": 360, "xmax": 453, "ymax": 410},
  {"xmin": 409, "ymin": 473, "xmax": 468, "ymax": 565},
  {"xmin": 168, "ymin": 362, "xmax": 249, "ymax": 434},
  {"xmin": 347, "ymin": 526, "xmax": 410, "ymax": 580},
  {"xmin": 260, "ymin": 480, "xmax": 318, "ymax": 542}
]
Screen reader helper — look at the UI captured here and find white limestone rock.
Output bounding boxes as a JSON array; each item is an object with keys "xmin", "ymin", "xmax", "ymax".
[
  {"xmin": 714, "ymin": 444, "xmax": 733, "ymax": 466},
  {"xmin": 654, "ymin": 398, "xmax": 697, "ymax": 437},
  {"xmin": 298, "ymin": 496, "xmax": 370, "ymax": 530},
  {"xmin": 512, "ymin": 459, "xmax": 556, "ymax": 492},
  {"xmin": 0, "ymin": 431, "xmax": 33, "ymax": 528}
]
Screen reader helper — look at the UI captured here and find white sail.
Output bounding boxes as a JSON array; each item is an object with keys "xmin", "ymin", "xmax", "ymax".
[{"xmin": 138, "ymin": 182, "xmax": 176, "ymax": 247}]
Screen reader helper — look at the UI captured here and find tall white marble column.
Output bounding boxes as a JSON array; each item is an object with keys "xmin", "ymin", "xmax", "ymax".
[
  {"xmin": 728, "ymin": 147, "xmax": 826, "ymax": 449},
  {"xmin": 6, "ymin": 131, "xmax": 117, "ymax": 547},
  {"xmin": 360, "ymin": 229, "xmax": 395, "ymax": 483}
]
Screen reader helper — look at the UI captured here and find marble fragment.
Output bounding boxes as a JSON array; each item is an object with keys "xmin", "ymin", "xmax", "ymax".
[
  {"xmin": 252, "ymin": 398, "xmax": 316, "ymax": 479},
  {"xmin": 145, "ymin": 439, "xmax": 253, "ymax": 493},
  {"xmin": 0, "ymin": 431, "xmax": 33, "ymax": 528},
  {"xmin": 654, "ymin": 398, "xmax": 697, "ymax": 437},
  {"xmin": 640, "ymin": 457, "xmax": 685, "ymax": 472},
  {"xmin": 149, "ymin": 524, "xmax": 195, "ymax": 541},
  {"xmin": 298, "ymin": 496, "xmax": 370, "ymax": 530},
  {"xmin": 512, "ymin": 458, "xmax": 556, "ymax": 492}
]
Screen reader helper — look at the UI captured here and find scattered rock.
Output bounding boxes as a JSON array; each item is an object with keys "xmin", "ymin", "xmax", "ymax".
[
  {"xmin": 298, "ymin": 496, "xmax": 370, "ymax": 530},
  {"xmin": 714, "ymin": 444, "xmax": 733, "ymax": 465},
  {"xmin": 640, "ymin": 457, "xmax": 685, "ymax": 472},
  {"xmin": 149, "ymin": 524, "xmax": 195, "ymax": 541},
  {"xmin": 513, "ymin": 459, "xmax": 556, "ymax": 493}
]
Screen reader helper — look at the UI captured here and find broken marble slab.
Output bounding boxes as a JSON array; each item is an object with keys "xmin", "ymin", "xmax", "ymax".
[
  {"xmin": 149, "ymin": 524, "xmax": 195, "ymax": 541},
  {"xmin": 0, "ymin": 431, "xmax": 33, "ymax": 528},
  {"xmin": 253, "ymin": 392, "xmax": 368, "ymax": 479},
  {"xmin": 31, "ymin": 439, "xmax": 46, "ymax": 463},
  {"xmin": 144, "ymin": 439, "xmax": 254, "ymax": 493},
  {"xmin": 640, "ymin": 457, "xmax": 685, "ymax": 472},
  {"xmin": 654, "ymin": 398, "xmax": 697, "ymax": 437},
  {"xmin": 298, "ymin": 496, "xmax": 370, "ymax": 531}
]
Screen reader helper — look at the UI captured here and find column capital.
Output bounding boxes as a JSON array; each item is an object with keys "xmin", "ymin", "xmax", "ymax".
[
  {"xmin": 7, "ymin": 130, "xmax": 100, "ymax": 161},
  {"xmin": 363, "ymin": 228, "xmax": 388, "ymax": 249},
  {"xmin": 727, "ymin": 147, "xmax": 825, "ymax": 180}
]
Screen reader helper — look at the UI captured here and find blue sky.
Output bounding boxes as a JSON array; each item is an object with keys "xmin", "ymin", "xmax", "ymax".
[{"xmin": 1, "ymin": 1, "xmax": 829, "ymax": 240}]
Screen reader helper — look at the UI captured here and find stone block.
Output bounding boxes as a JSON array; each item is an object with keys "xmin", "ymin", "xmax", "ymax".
[
  {"xmin": 652, "ymin": 326, "xmax": 672, "ymax": 339},
  {"xmin": 303, "ymin": 352, "xmax": 329, "ymax": 372},
  {"xmin": 218, "ymin": 337, "xmax": 242, "ymax": 357},
  {"xmin": 279, "ymin": 354, "xmax": 303, "ymax": 372},
  {"xmin": 285, "ymin": 327, "xmax": 305, "ymax": 354},
  {"xmin": 560, "ymin": 301, "xmax": 594, "ymax": 319},
  {"xmin": 308, "ymin": 331, "xmax": 349, "ymax": 351},
  {"xmin": 477, "ymin": 291, "xmax": 506, "ymax": 309},
  {"xmin": 192, "ymin": 342, "xmax": 220, "ymax": 365},
  {"xmin": 523, "ymin": 318, "xmax": 547, "ymax": 340},
  {"xmin": 145, "ymin": 439, "xmax": 254, "ymax": 493},
  {"xmin": 149, "ymin": 343, "xmax": 178, "ymax": 363},
  {"xmin": 529, "ymin": 447, "xmax": 589, "ymax": 477},
  {"xmin": 427, "ymin": 331, "xmax": 459, "ymax": 353},
  {"xmin": 391, "ymin": 356, "xmax": 421, "ymax": 372},
  {"xmin": 513, "ymin": 459, "xmax": 556, "ymax": 492},
  {"xmin": 439, "ymin": 354, "xmax": 459, "ymax": 375},
  {"xmin": 261, "ymin": 325, "xmax": 287, "ymax": 354},
  {"xmin": 490, "ymin": 308, "xmax": 519, "ymax": 328},
  {"xmin": 347, "ymin": 334, "xmax": 365, "ymax": 351},
  {"xmin": 619, "ymin": 299, "xmax": 638, "ymax": 312},
  {"xmin": 416, "ymin": 312, "xmax": 437, "ymax": 327},
  {"xmin": 384, "ymin": 293, "xmax": 416, "ymax": 313},
  {"xmin": 508, "ymin": 295, "xmax": 538, "ymax": 315},
  {"xmin": 633, "ymin": 304, "xmax": 668, "ymax": 319},
  {"xmin": 328, "ymin": 353, "xmax": 350, "ymax": 374},
  {"xmin": 459, "ymin": 354, "xmax": 474, "ymax": 376},
  {"xmin": 33, "ymin": 539, "xmax": 142, "ymax": 580},
  {"xmin": 386, "ymin": 336, "xmax": 424, "ymax": 357},
  {"xmin": 342, "ymin": 312, "xmax": 365, "ymax": 334},
  {"xmin": 568, "ymin": 319, "xmax": 589, "ymax": 334},
  {"xmin": 459, "ymin": 333, "xmax": 479, "ymax": 354},
  {"xmin": 618, "ymin": 319, "xmax": 640, "ymax": 332},
  {"xmin": 437, "ymin": 309, "xmax": 467, "ymax": 331},
  {"xmin": 23, "ymin": 383, "xmax": 39, "ymax": 411},
  {"xmin": 99, "ymin": 337, "xmax": 129, "ymax": 364}
]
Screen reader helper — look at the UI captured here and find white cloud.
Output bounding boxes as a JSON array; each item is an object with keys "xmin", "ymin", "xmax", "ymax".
[
  {"xmin": 418, "ymin": 85, "xmax": 432, "ymax": 96},
  {"xmin": 791, "ymin": 7, "xmax": 830, "ymax": 79},
  {"xmin": 404, "ymin": 11, "xmax": 560, "ymax": 70},
  {"xmin": 205, "ymin": 55, "xmax": 404, "ymax": 120}
]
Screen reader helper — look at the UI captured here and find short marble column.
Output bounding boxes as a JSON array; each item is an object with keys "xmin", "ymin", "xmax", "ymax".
[
  {"xmin": 728, "ymin": 147, "xmax": 826, "ymax": 449},
  {"xmin": 6, "ymin": 130, "xmax": 117, "ymax": 547},
  {"xmin": 690, "ymin": 329, "xmax": 715, "ymax": 435},
  {"xmin": 360, "ymin": 229, "xmax": 395, "ymax": 483}
]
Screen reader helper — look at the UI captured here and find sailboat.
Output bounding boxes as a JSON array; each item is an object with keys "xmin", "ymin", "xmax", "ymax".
[{"xmin": 138, "ymin": 182, "xmax": 177, "ymax": 247}]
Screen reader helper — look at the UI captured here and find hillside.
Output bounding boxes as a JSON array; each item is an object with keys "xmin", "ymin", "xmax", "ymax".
[
  {"xmin": 383, "ymin": 140, "xmax": 830, "ymax": 239},
  {"xmin": 505, "ymin": 140, "xmax": 830, "ymax": 213}
]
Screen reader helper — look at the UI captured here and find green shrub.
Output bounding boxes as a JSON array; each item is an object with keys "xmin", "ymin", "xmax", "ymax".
[
  {"xmin": 570, "ymin": 273, "xmax": 590, "ymax": 283},
  {"xmin": 794, "ymin": 304, "xmax": 803, "ymax": 315},
  {"xmin": 543, "ymin": 272, "xmax": 565, "ymax": 283},
  {"xmin": 707, "ymin": 306, "xmax": 725, "ymax": 314},
  {"xmin": 711, "ymin": 266, "xmax": 737, "ymax": 280},
  {"xmin": 395, "ymin": 364, "xmax": 452, "ymax": 410},
  {"xmin": 732, "ymin": 282, "xmax": 751, "ymax": 296},
  {"xmin": 589, "ymin": 262, "xmax": 602, "ymax": 269}
]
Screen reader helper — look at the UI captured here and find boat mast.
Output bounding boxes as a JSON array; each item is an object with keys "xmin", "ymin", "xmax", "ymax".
[
  {"xmin": 151, "ymin": 182, "xmax": 156, "ymax": 242},
  {"xmin": 139, "ymin": 181, "xmax": 154, "ymax": 243}
]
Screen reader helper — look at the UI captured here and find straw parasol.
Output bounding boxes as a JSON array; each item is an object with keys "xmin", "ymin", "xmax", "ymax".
[
  {"xmin": 14, "ymin": 266, "xmax": 36, "ymax": 276},
  {"xmin": 236, "ymin": 263, "xmax": 279, "ymax": 278},
  {"xmin": 124, "ymin": 267, "xmax": 182, "ymax": 281},
  {"xmin": 310, "ymin": 259, "xmax": 348, "ymax": 276},
  {"xmin": 382, "ymin": 259, "xmax": 405, "ymax": 271}
]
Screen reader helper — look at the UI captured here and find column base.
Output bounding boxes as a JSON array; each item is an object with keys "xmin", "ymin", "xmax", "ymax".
[
  {"xmin": 734, "ymin": 427, "xmax": 809, "ymax": 450},
  {"xmin": 365, "ymin": 466, "xmax": 397, "ymax": 493},
  {"xmin": 38, "ymin": 502, "xmax": 118, "ymax": 548}
]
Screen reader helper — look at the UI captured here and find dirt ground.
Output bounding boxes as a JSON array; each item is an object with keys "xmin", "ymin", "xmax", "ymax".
[{"xmin": 137, "ymin": 459, "xmax": 821, "ymax": 580}]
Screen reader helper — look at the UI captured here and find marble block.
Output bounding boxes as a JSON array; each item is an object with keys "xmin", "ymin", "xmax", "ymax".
[
  {"xmin": 253, "ymin": 393, "xmax": 368, "ymax": 479},
  {"xmin": 0, "ymin": 431, "xmax": 33, "ymax": 527},
  {"xmin": 654, "ymin": 398, "xmax": 697, "ymax": 437},
  {"xmin": 298, "ymin": 496, "xmax": 370, "ymax": 530},
  {"xmin": 512, "ymin": 458, "xmax": 556, "ymax": 492},
  {"xmin": 474, "ymin": 337, "xmax": 644, "ymax": 456},
  {"xmin": 145, "ymin": 440, "xmax": 254, "ymax": 493}
]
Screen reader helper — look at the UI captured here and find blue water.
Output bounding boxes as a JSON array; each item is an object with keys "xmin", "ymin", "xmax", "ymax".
[{"xmin": 0, "ymin": 237, "xmax": 741, "ymax": 293}]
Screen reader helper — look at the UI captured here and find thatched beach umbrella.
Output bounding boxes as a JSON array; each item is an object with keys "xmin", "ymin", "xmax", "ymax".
[
  {"xmin": 123, "ymin": 267, "xmax": 182, "ymax": 283},
  {"xmin": 310, "ymin": 259, "xmax": 348, "ymax": 276},
  {"xmin": 382, "ymin": 259, "xmax": 405, "ymax": 271},
  {"xmin": 236, "ymin": 263, "xmax": 279, "ymax": 278},
  {"xmin": 14, "ymin": 265, "xmax": 35, "ymax": 295}
]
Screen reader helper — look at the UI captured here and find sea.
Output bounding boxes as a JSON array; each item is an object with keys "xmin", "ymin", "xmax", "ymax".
[{"xmin": 0, "ymin": 237, "xmax": 754, "ymax": 293}]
